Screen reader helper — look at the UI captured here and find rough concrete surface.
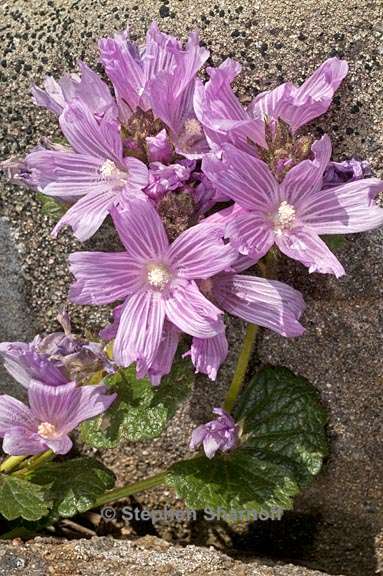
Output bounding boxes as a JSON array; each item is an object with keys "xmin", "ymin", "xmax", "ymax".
[
  {"xmin": 0, "ymin": 536, "xmax": 345, "ymax": 576},
  {"xmin": 0, "ymin": 1, "xmax": 382, "ymax": 576}
]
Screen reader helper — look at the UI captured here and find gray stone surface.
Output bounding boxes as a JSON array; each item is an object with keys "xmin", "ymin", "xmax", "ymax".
[
  {"xmin": 0, "ymin": 218, "xmax": 35, "ymax": 396},
  {"xmin": 0, "ymin": 1, "xmax": 383, "ymax": 576},
  {"xmin": 0, "ymin": 536, "xmax": 344, "ymax": 576}
]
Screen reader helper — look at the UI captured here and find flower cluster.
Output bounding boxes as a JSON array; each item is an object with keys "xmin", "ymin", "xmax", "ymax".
[
  {"xmin": 0, "ymin": 312, "xmax": 115, "ymax": 455},
  {"xmin": 2, "ymin": 22, "xmax": 383, "ymax": 460}
]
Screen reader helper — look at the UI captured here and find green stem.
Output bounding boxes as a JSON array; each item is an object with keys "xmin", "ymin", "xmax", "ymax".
[
  {"xmin": 223, "ymin": 323, "xmax": 259, "ymax": 413},
  {"xmin": 0, "ymin": 455, "xmax": 27, "ymax": 474},
  {"xmin": 93, "ymin": 470, "xmax": 168, "ymax": 508},
  {"xmin": 14, "ymin": 450, "xmax": 54, "ymax": 476},
  {"xmin": 222, "ymin": 252, "xmax": 276, "ymax": 413}
]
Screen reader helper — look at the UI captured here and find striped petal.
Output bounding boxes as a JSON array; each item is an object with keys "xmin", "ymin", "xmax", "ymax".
[
  {"xmin": 113, "ymin": 291, "xmax": 165, "ymax": 371},
  {"xmin": 168, "ymin": 222, "xmax": 235, "ymax": 280},
  {"xmin": 111, "ymin": 199, "xmax": 169, "ymax": 259},
  {"xmin": 301, "ymin": 177, "xmax": 383, "ymax": 234},
  {"xmin": 214, "ymin": 273, "xmax": 305, "ymax": 337},
  {"xmin": 280, "ymin": 135, "xmax": 332, "ymax": 208},
  {"xmin": 69, "ymin": 252, "xmax": 143, "ymax": 304},
  {"xmin": 52, "ymin": 186, "xmax": 117, "ymax": 241},
  {"xmin": 276, "ymin": 226, "xmax": 345, "ymax": 277},
  {"xmin": 225, "ymin": 208, "xmax": 274, "ymax": 260},
  {"xmin": 186, "ymin": 331, "xmax": 228, "ymax": 380},
  {"xmin": 165, "ymin": 281, "xmax": 224, "ymax": 338},
  {"xmin": 0, "ymin": 395, "xmax": 37, "ymax": 436},
  {"xmin": 203, "ymin": 144, "xmax": 278, "ymax": 211}
]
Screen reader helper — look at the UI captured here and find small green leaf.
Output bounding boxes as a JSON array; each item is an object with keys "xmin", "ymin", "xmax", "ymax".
[
  {"xmin": 29, "ymin": 457, "xmax": 115, "ymax": 518},
  {"xmin": 322, "ymin": 234, "xmax": 346, "ymax": 251},
  {"xmin": 80, "ymin": 359, "xmax": 193, "ymax": 448},
  {"xmin": 167, "ymin": 450, "xmax": 299, "ymax": 513},
  {"xmin": 0, "ymin": 476, "xmax": 51, "ymax": 521},
  {"xmin": 234, "ymin": 366, "xmax": 328, "ymax": 485},
  {"xmin": 36, "ymin": 192, "xmax": 67, "ymax": 221},
  {"xmin": 167, "ymin": 366, "xmax": 328, "ymax": 513}
]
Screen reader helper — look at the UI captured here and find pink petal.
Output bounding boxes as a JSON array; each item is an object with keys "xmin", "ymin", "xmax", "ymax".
[
  {"xmin": 25, "ymin": 149, "xmax": 106, "ymax": 199},
  {"xmin": 301, "ymin": 177, "xmax": 383, "ymax": 234},
  {"xmin": 113, "ymin": 291, "xmax": 165, "ymax": 371},
  {"xmin": 225, "ymin": 208, "xmax": 274, "ymax": 260},
  {"xmin": 194, "ymin": 59, "xmax": 265, "ymax": 152},
  {"xmin": 99, "ymin": 30, "xmax": 146, "ymax": 114},
  {"xmin": 203, "ymin": 144, "xmax": 278, "ymax": 211},
  {"xmin": 280, "ymin": 135, "xmax": 332, "ymax": 208},
  {"xmin": 120, "ymin": 157, "xmax": 149, "ymax": 191},
  {"xmin": 148, "ymin": 322, "xmax": 180, "ymax": 386},
  {"xmin": 44, "ymin": 435, "xmax": 73, "ymax": 455},
  {"xmin": 59, "ymin": 100, "xmax": 122, "ymax": 160},
  {"xmin": 165, "ymin": 281, "xmax": 224, "ymax": 338},
  {"xmin": 247, "ymin": 82, "xmax": 292, "ymax": 120},
  {"xmin": 168, "ymin": 222, "xmax": 235, "ymax": 280},
  {"xmin": 52, "ymin": 187, "xmax": 117, "ymax": 241},
  {"xmin": 111, "ymin": 198, "xmax": 169, "ymax": 258},
  {"xmin": 28, "ymin": 380, "xmax": 115, "ymax": 434},
  {"xmin": 2, "ymin": 428, "xmax": 46, "ymax": 456},
  {"xmin": 214, "ymin": 273, "xmax": 305, "ymax": 337},
  {"xmin": 0, "ymin": 395, "xmax": 37, "ymax": 436},
  {"xmin": 28, "ymin": 381, "xmax": 78, "ymax": 426},
  {"xmin": 69, "ymin": 252, "xmax": 143, "ymax": 304},
  {"xmin": 186, "ymin": 332, "xmax": 228, "ymax": 380},
  {"xmin": 99, "ymin": 304, "xmax": 123, "ymax": 340},
  {"xmin": 280, "ymin": 58, "xmax": 349, "ymax": 132},
  {"xmin": 276, "ymin": 226, "xmax": 345, "ymax": 277}
]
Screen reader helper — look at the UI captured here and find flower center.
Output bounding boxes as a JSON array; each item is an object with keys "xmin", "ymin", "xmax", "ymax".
[
  {"xmin": 99, "ymin": 159, "xmax": 129, "ymax": 184},
  {"xmin": 99, "ymin": 159, "xmax": 118, "ymax": 178},
  {"xmin": 273, "ymin": 201, "xmax": 296, "ymax": 235},
  {"xmin": 38, "ymin": 422, "xmax": 58, "ymax": 439},
  {"xmin": 184, "ymin": 118, "xmax": 203, "ymax": 137},
  {"xmin": 146, "ymin": 263, "xmax": 171, "ymax": 290}
]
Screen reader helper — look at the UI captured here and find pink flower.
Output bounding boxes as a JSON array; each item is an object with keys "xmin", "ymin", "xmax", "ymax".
[
  {"xmin": 203, "ymin": 136, "xmax": 383, "ymax": 277},
  {"xmin": 69, "ymin": 198, "xmax": 233, "ymax": 376},
  {"xmin": 190, "ymin": 408, "xmax": 239, "ymax": 459},
  {"xmin": 0, "ymin": 380, "xmax": 115, "ymax": 456},
  {"xmin": 194, "ymin": 56, "xmax": 348, "ymax": 153}
]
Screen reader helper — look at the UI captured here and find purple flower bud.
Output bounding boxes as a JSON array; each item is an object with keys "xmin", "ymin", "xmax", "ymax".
[
  {"xmin": 322, "ymin": 158, "xmax": 372, "ymax": 188},
  {"xmin": 0, "ymin": 310, "xmax": 114, "ymax": 388},
  {"xmin": 146, "ymin": 129, "xmax": 174, "ymax": 164},
  {"xmin": 190, "ymin": 408, "xmax": 239, "ymax": 459}
]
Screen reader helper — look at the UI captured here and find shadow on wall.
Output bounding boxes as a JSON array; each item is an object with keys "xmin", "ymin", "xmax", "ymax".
[{"xmin": 228, "ymin": 510, "xmax": 377, "ymax": 576}]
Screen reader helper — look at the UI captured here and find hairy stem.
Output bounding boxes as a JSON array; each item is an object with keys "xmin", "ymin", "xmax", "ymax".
[
  {"xmin": 223, "ymin": 254, "xmax": 275, "ymax": 413},
  {"xmin": 223, "ymin": 323, "xmax": 259, "ymax": 413},
  {"xmin": 0, "ymin": 455, "xmax": 27, "ymax": 474},
  {"xmin": 14, "ymin": 450, "xmax": 54, "ymax": 476},
  {"xmin": 93, "ymin": 471, "xmax": 168, "ymax": 508}
]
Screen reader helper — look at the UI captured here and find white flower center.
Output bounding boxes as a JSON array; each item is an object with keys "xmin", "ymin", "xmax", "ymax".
[
  {"xmin": 99, "ymin": 159, "xmax": 129, "ymax": 185},
  {"xmin": 147, "ymin": 263, "xmax": 171, "ymax": 290},
  {"xmin": 38, "ymin": 422, "xmax": 58, "ymax": 439},
  {"xmin": 273, "ymin": 201, "xmax": 296, "ymax": 235},
  {"xmin": 184, "ymin": 118, "xmax": 203, "ymax": 137},
  {"xmin": 99, "ymin": 159, "xmax": 118, "ymax": 178}
]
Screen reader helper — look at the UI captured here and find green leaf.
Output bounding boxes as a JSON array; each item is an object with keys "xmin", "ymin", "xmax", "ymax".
[
  {"xmin": 80, "ymin": 359, "xmax": 193, "ymax": 448},
  {"xmin": 234, "ymin": 366, "xmax": 328, "ymax": 485},
  {"xmin": 167, "ymin": 450, "xmax": 299, "ymax": 513},
  {"xmin": 0, "ymin": 476, "xmax": 51, "ymax": 521},
  {"xmin": 322, "ymin": 234, "xmax": 346, "ymax": 251},
  {"xmin": 167, "ymin": 366, "xmax": 327, "ymax": 513},
  {"xmin": 29, "ymin": 457, "xmax": 115, "ymax": 518},
  {"xmin": 36, "ymin": 192, "xmax": 67, "ymax": 221}
]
